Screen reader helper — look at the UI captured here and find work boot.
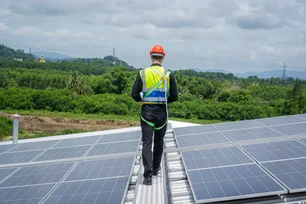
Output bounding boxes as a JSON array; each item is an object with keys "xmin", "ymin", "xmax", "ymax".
[
  {"xmin": 143, "ymin": 176, "xmax": 152, "ymax": 185},
  {"xmin": 153, "ymin": 167, "xmax": 161, "ymax": 176}
]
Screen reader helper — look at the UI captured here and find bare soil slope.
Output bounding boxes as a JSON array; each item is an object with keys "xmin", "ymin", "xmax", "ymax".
[{"xmin": 1, "ymin": 112, "xmax": 139, "ymax": 134}]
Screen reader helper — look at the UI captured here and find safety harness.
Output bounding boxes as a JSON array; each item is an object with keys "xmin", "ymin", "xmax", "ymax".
[{"xmin": 140, "ymin": 67, "xmax": 171, "ymax": 130}]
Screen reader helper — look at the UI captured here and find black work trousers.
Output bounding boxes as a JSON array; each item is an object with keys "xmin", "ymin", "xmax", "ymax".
[{"xmin": 141, "ymin": 119, "xmax": 167, "ymax": 178}]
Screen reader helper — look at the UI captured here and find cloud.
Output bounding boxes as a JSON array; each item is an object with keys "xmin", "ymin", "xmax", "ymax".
[
  {"xmin": 249, "ymin": 51, "xmax": 258, "ymax": 60},
  {"xmin": 1, "ymin": 0, "xmax": 305, "ymax": 72},
  {"xmin": 10, "ymin": 25, "xmax": 105, "ymax": 41},
  {"xmin": 260, "ymin": 45, "xmax": 281, "ymax": 55},
  {"xmin": 116, "ymin": 23, "xmax": 167, "ymax": 39},
  {"xmin": 0, "ymin": 23, "xmax": 10, "ymax": 32},
  {"xmin": 13, "ymin": 26, "xmax": 43, "ymax": 36},
  {"xmin": 0, "ymin": 9, "xmax": 11, "ymax": 17},
  {"xmin": 231, "ymin": 9, "xmax": 286, "ymax": 30},
  {"xmin": 8, "ymin": 0, "xmax": 122, "ymax": 16}
]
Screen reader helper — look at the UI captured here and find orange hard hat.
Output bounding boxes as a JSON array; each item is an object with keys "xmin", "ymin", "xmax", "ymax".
[{"xmin": 150, "ymin": 45, "xmax": 166, "ymax": 57}]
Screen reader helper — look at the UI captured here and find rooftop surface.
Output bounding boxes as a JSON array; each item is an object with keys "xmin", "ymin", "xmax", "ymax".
[{"xmin": 0, "ymin": 115, "xmax": 306, "ymax": 204}]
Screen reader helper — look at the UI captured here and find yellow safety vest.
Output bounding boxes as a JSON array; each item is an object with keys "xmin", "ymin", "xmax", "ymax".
[{"xmin": 140, "ymin": 66, "xmax": 171, "ymax": 104}]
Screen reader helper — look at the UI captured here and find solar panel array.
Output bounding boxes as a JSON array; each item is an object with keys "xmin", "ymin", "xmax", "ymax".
[
  {"xmin": 1, "ymin": 113, "xmax": 306, "ymax": 204},
  {"xmin": 173, "ymin": 114, "xmax": 306, "ymax": 203},
  {"xmin": 0, "ymin": 130, "xmax": 141, "ymax": 204}
]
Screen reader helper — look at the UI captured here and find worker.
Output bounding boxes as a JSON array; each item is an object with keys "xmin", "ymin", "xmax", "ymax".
[{"xmin": 131, "ymin": 45, "xmax": 178, "ymax": 185}]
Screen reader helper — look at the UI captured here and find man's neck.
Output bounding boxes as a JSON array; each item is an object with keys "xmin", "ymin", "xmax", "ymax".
[{"xmin": 151, "ymin": 60, "xmax": 162, "ymax": 65}]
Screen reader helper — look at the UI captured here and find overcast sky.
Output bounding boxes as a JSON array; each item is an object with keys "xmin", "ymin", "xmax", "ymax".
[{"xmin": 1, "ymin": 0, "xmax": 305, "ymax": 73}]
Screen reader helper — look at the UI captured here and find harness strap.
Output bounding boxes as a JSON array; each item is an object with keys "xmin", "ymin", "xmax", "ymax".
[{"xmin": 140, "ymin": 67, "xmax": 171, "ymax": 130}]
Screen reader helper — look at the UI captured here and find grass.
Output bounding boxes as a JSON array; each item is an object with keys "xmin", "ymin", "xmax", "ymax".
[
  {"xmin": 2, "ymin": 109, "xmax": 140, "ymax": 123},
  {"xmin": 1, "ymin": 109, "xmax": 221, "ymax": 142},
  {"xmin": 2, "ymin": 109, "xmax": 221, "ymax": 125},
  {"xmin": 0, "ymin": 116, "xmax": 13, "ymax": 140}
]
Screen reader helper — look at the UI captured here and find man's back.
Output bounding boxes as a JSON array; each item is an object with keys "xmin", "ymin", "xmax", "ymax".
[{"xmin": 131, "ymin": 64, "xmax": 178, "ymax": 105}]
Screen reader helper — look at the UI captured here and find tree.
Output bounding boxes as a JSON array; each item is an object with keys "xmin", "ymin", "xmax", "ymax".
[
  {"xmin": 67, "ymin": 71, "xmax": 93, "ymax": 95},
  {"xmin": 291, "ymin": 78, "xmax": 306, "ymax": 113}
]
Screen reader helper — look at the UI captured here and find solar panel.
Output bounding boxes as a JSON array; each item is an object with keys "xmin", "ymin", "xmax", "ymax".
[
  {"xmin": 255, "ymin": 115, "xmax": 304, "ymax": 126},
  {"xmin": 214, "ymin": 120, "xmax": 263, "ymax": 131},
  {"xmin": 43, "ymin": 176, "xmax": 130, "ymax": 204},
  {"xmin": 222, "ymin": 127, "xmax": 283, "ymax": 142},
  {"xmin": 0, "ymin": 168, "xmax": 17, "ymax": 182},
  {"xmin": 174, "ymin": 125, "xmax": 219, "ymax": 137},
  {"xmin": 34, "ymin": 145, "xmax": 91, "ymax": 162},
  {"xmin": 8, "ymin": 140, "xmax": 59, "ymax": 152},
  {"xmin": 0, "ymin": 162, "xmax": 75, "ymax": 188},
  {"xmin": 181, "ymin": 146, "xmax": 254, "ymax": 170},
  {"xmin": 262, "ymin": 158, "xmax": 306, "ymax": 193},
  {"xmin": 64, "ymin": 157, "xmax": 135, "ymax": 182},
  {"xmin": 270, "ymin": 122, "xmax": 306, "ymax": 136},
  {"xmin": 296, "ymin": 114, "xmax": 306, "ymax": 120},
  {"xmin": 0, "ymin": 183, "xmax": 55, "ymax": 204},
  {"xmin": 299, "ymin": 138, "xmax": 306, "ymax": 145},
  {"xmin": 0, "ymin": 150, "xmax": 44, "ymax": 165},
  {"xmin": 186, "ymin": 164, "xmax": 287, "ymax": 203},
  {"xmin": 97, "ymin": 131, "xmax": 141, "ymax": 144},
  {"xmin": 53, "ymin": 136, "xmax": 100, "ymax": 148},
  {"xmin": 0, "ymin": 144, "xmax": 17, "ymax": 153},
  {"xmin": 241, "ymin": 140, "xmax": 306, "ymax": 162},
  {"xmin": 86, "ymin": 140, "xmax": 139, "ymax": 157},
  {"xmin": 176, "ymin": 132, "xmax": 231, "ymax": 147}
]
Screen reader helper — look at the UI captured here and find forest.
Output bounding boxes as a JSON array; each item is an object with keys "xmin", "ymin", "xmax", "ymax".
[{"xmin": 1, "ymin": 44, "xmax": 306, "ymax": 139}]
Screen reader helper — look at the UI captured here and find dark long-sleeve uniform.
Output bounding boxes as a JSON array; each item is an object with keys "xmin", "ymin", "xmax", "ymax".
[{"xmin": 131, "ymin": 64, "xmax": 178, "ymax": 179}]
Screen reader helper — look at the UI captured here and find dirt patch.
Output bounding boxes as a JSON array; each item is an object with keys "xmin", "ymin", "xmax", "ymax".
[{"xmin": 0, "ymin": 112, "xmax": 140, "ymax": 134}]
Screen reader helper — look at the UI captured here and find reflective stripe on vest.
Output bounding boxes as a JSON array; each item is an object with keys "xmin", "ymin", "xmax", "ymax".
[{"xmin": 140, "ymin": 66, "xmax": 170, "ymax": 104}]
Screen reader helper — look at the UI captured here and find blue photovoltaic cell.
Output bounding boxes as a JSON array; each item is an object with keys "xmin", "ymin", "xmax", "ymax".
[
  {"xmin": 174, "ymin": 125, "xmax": 219, "ymax": 137},
  {"xmin": 262, "ymin": 158, "xmax": 306, "ymax": 193},
  {"xmin": 0, "ymin": 183, "xmax": 55, "ymax": 204},
  {"xmin": 296, "ymin": 114, "xmax": 306, "ymax": 120},
  {"xmin": 86, "ymin": 141, "xmax": 139, "ymax": 157},
  {"xmin": 270, "ymin": 122, "xmax": 306, "ymax": 136},
  {"xmin": 97, "ymin": 131, "xmax": 141, "ymax": 144},
  {"xmin": 0, "ymin": 144, "xmax": 18, "ymax": 153},
  {"xmin": 43, "ymin": 176, "xmax": 130, "ymax": 204},
  {"xmin": 299, "ymin": 138, "xmax": 306, "ymax": 145},
  {"xmin": 176, "ymin": 132, "xmax": 231, "ymax": 147},
  {"xmin": 0, "ymin": 162, "xmax": 74, "ymax": 188},
  {"xmin": 187, "ymin": 164, "xmax": 287, "ymax": 203},
  {"xmin": 255, "ymin": 115, "xmax": 304, "ymax": 126},
  {"xmin": 215, "ymin": 120, "xmax": 263, "ymax": 131},
  {"xmin": 222, "ymin": 127, "xmax": 283, "ymax": 142},
  {"xmin": 182, "ymin": 146, "xmax": 254, "ymax": 170},
  {"xmin": 0, "ymin": 150, "xmax": 44, "ymax": 165},
  {"xmin": 64, "ymin": 157, "xmax": 134, "ymax": 181},
  {"xmin": 241, "ymin": 140, "xmax": 306, "ymax": 162},
  {"xmin": 8, "ymin": 140, "xmax": 59, "ymax": 152},
  {"xmin": 53, "ymin": 136, "xmax": 100, "ymax": 148},
  {"xmin": 34, "ymin": 145, "xmax": 91, "ymax": 162},
  {"xmin": 0, "ymin": 168, "xmax": 16, "ymax": 181}
]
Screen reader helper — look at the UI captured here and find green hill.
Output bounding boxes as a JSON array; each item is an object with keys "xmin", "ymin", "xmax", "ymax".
[
  {"xmin": 0, "ymin": 44, "xmax": 36, "ymax": 61},
  {"xmin": 0, "ymin": 44, "xmax": 305, "ymax": 126}
]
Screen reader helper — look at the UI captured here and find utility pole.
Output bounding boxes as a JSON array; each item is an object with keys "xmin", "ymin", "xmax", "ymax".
[
  {"xmin": 113, "ymin": 47, "xmax": 116, "ymax": 65},
  {"xmin": 282, "ymin": 62, "xmax": 286, "ymax": 80}
]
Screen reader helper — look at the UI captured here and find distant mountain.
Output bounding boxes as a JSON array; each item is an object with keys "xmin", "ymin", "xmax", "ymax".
[
  {"xmin": 192, "ymin": 68, "xmax": 230, "ymax": 74},
  {"xmin": 32, "ymin": 52, "xmax": 75, "ymax": 62},
  {"xmin": 191, "ymin": 67, "xmax": 306, "ymax": 80},
  {"xmin": 235, "ymin": 70, "xmax": 306, "ymax": 80}
]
